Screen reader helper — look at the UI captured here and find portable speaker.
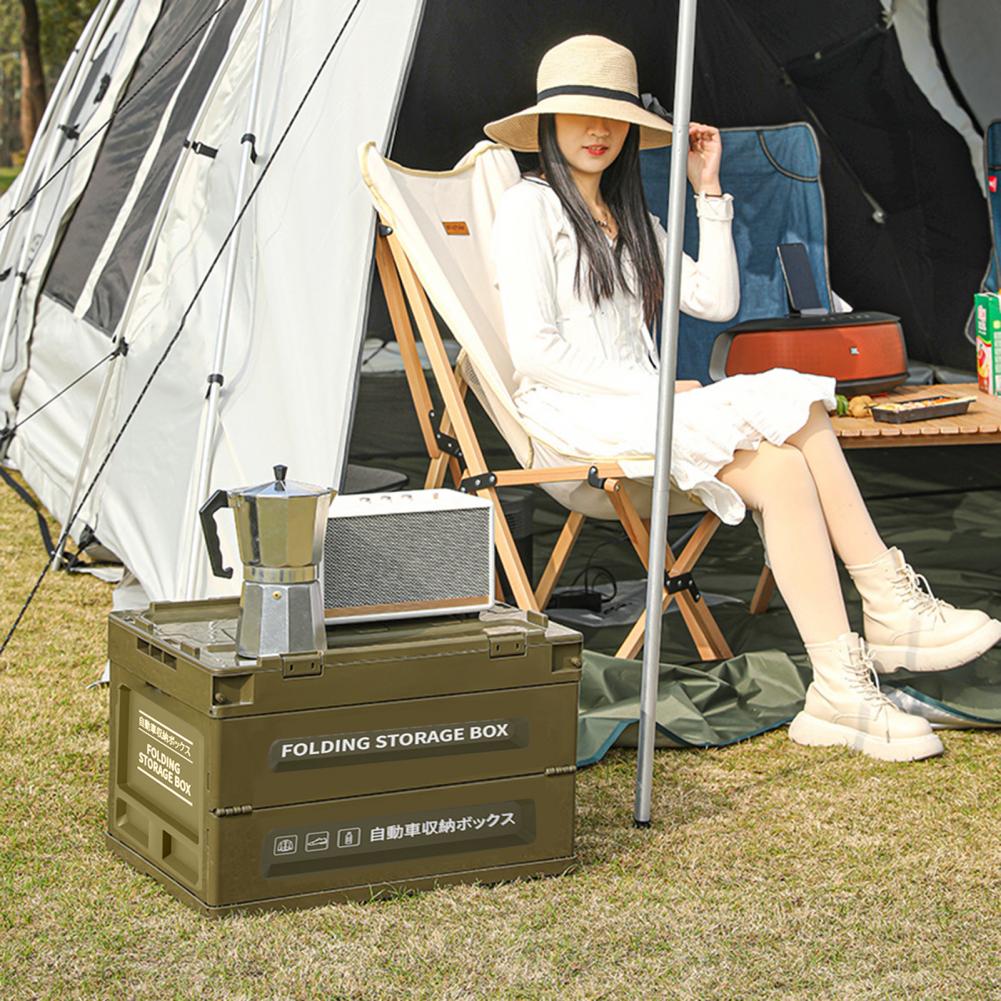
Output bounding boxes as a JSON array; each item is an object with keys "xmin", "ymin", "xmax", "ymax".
[
  {"xmin": 323, "ymin": 489, "xmax": 495, "ymax": 623},
  {"xmin": 709, "ymin": 311, "xmax": 908, "ymax": 395}
]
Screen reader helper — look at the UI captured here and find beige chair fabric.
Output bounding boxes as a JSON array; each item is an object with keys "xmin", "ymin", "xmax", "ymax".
[{"xmin": 358, "ymin": 140, "xmax": 702, "ymax": 520}]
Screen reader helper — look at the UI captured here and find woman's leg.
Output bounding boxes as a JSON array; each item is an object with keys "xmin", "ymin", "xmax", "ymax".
[
  {"xmin": 719, "ymin": 440, "xmax": 943, "ymax": 760},
  {"xmin": 783, "ymin": 400, "xmax": 886, "ymax": 566},
  {"xmin": 717, "ymin": 442, "xmax": 850, "ymax": 645}
]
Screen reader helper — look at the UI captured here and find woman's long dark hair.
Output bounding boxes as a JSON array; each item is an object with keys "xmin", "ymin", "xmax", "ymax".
[{"xmin": 537, "ymin": 113, "xmax": 664, "ymax": 326}]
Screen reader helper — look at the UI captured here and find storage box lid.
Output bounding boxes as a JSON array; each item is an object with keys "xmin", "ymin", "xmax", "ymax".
[{"xmin": 109, "ymin": 600, "xmax": 582, "ymax": 716}]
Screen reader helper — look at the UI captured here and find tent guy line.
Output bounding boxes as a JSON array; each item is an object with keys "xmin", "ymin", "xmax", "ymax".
[
  {"xmin": 0, "ymin": 0, "xmax": 234, "ymax": 246},
  {"xmin": 0, "ymin": 0, "xmax": 366, "ymax": 659},
  {"xmin": 0, "ymin": 343, "xmax": 121, "ymax": 448}
]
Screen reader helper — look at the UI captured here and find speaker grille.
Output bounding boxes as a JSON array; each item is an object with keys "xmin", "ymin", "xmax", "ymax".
[{"xmin": 324, "ymin": 506, "xmax": 492, "ymax": 610}]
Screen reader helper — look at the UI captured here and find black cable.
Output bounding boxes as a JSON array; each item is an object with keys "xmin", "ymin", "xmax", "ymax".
[
  {"xmin": 0, "ymin": 0, "xmax": 365, "ymax": 658},
  {"xmin": 0, "ymin": 0, "xmax": 234, "ymax": 242}
]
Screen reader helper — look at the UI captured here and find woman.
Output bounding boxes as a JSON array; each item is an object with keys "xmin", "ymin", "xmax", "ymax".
[{"xmin": 484, "ymin": 34, "xmax": 1001, "ymax": 762}]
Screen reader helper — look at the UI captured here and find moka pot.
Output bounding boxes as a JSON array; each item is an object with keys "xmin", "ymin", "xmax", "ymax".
[{"xmin": 199, "ymin": 464, "xmax": 336, "ymax": 659}]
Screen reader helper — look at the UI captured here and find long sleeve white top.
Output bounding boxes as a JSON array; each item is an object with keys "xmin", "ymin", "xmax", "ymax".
[
  {"xmin": 491, "ymin": 176, "xmax": 740, "ymax": 399},
  {"xmin": 488, "ymin": 176, "xmax": 837, "ymax": 527}
]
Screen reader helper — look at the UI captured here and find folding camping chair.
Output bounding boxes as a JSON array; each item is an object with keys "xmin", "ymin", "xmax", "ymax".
[{"xmin": 359, "ymin": 140, "xmax": 732, "ymax": 661}]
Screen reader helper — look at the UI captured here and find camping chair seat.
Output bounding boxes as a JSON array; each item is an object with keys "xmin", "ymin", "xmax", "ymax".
[{"xmin": 359, "ymin": 140, "xmax": 731, "ymax": 661}]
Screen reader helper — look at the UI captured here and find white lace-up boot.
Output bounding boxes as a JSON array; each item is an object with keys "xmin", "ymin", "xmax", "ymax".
[
  {"xmin": 846, "ymin": 547, "xmax": 1001, "ymax": 674},
  {"xmin": 788, "ymin": 632, "xmax": 943, "ymax": 761}
]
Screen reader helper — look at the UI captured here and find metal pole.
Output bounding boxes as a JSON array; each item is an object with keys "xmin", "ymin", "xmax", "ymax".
[
  {"xmin": 634, "ymin": 0, "xmax": 698, "ymax": 827},
  {"xmin": 182, "ymin": 0, "xmax": 272, "ymax": 599}
]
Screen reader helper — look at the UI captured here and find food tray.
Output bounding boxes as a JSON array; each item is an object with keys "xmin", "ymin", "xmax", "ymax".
[{"xmin": 871, "ymin": 395, "xmax": 976, "ymax": 424}]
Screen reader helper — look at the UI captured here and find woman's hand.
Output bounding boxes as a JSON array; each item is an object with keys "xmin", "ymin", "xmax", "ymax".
[
  {"xmin": 676, "ymin": 380, "xmax": 702, "ymax": 394},
  {"xmin": 686, "ymin": 122, "xmax": 722, "ymax": 195}
]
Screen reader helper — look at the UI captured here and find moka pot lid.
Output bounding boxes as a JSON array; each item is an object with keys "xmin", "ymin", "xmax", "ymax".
[{"xmin": 231, "ymin": 464, "xmax": 336, "ymax": 501}]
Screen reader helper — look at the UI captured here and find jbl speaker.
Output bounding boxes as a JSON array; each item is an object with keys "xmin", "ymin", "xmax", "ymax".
[
  {"xmin": 323, "ymin": 489, "xmax": 495, "ymax": 623},
  {"xmin": 709, "ymin": 311, "xmax": 908, "ymax": 395}
]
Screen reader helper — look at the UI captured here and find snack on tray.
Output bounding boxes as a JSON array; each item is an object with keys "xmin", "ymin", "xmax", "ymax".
[
  {"xmin": 832, "ymin": 394, "xmax": 874, "ymax": 418},
  {"xmin": 870, "ymin": 395, "xmax": 976, "ymax": 424},
  {"xmin": 847, "ymin": 395, "xmax": 873, "ymax": 418}
]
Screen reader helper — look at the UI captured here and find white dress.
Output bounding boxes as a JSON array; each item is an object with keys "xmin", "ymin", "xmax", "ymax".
[{"xmin": 491, "ymin": 177, "xmax": 837, "ymax": 526}]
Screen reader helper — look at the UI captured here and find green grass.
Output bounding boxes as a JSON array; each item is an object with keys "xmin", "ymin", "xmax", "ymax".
[
  {"xmin": 0, "ymin": 167, "xmax": 19, "ymax": 195},
  {"xmin": 1, "ymin": 475, "xmax": 1000, "ymax": 1000}
]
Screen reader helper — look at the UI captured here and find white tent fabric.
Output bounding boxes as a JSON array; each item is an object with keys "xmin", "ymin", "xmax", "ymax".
[
  {"xmin": 1, "ymin": 0, "xmax": 422, "ymax": 602},
  {"xmin": 883, "ymin": 0, "xmax": 992, "ymax": 187}
]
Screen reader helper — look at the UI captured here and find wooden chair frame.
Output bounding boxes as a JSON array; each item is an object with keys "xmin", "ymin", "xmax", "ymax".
[{"xmin": 373, "ymin": 227, "xmax": 733, "ymax": 662}]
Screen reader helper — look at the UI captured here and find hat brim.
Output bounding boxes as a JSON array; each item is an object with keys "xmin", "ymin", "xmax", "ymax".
[{"xmin": 483, "ymin": 94, "xmax": 673, "ymax": 153}]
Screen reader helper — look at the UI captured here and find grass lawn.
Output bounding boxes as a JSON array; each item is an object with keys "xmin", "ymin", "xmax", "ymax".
[
  {"xmin": 1, "ymin": 471, "xmax": 1000, "ymax": 1000},
  {"xmin": 0, "ymin": 167, "xmax": 19, "ymax": 195}
]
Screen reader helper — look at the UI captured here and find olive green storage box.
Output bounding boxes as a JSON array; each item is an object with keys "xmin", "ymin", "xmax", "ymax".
[{"xmin": 106, "ymin": 599, "xmax": 582, "ymax": 915}]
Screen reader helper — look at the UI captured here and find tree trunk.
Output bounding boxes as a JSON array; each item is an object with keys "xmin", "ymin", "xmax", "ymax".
[{"xmin": 19, "ymin": 0, "xmax": 47, "ymax": 154}]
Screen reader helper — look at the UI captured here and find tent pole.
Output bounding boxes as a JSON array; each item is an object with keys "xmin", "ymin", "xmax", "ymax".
[
  {"xmin": 633, "ymin": 0, "xmax": 698, "ymax": 828},
  {"xmin": 182, "ymin": 0, "xmax": 272, "ymax": 600},
  {"xmin": 0, "ymin": 0, "xmax": 117, "ymax": 375}
]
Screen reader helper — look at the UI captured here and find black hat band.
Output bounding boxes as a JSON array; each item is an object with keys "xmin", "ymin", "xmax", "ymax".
[{"xmin": 536, "ymin": 84, "xmax": 642, "ymax": 106}]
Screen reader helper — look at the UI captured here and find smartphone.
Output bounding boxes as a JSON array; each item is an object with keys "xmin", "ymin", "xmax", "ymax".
[{"xmin": 777, "ymin": 243, "xmax": 827, "ymax": 315}]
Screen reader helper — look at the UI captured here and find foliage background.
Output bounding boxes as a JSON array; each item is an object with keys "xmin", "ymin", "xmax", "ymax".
[{"xmin": 0, "ymin": 0, "xmax": 100, "ymax": 164}]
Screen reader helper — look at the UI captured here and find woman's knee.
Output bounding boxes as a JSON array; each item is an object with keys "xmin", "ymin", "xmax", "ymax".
[
  {"xmin": 746, "ymin": 443, "xmax": 818, "ymax": 507},
  {"xmin": 787, "ymin": 399, "xmax": 834, "ymax": 447}
]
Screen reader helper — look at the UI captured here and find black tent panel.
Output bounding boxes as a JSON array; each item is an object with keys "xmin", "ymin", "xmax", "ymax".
[
  {"xmin": 42, "ymin": 0, "xmax": 231, "ymax": 325},
  {"xmin": 737, "ymin": 2, "xmax": 989, "ymax": 366},
  {"xmin": 85, "ymin": 0, "xmax": 246, "ymax": 334},
  {"xmin": 392, "ymin": 0, "xmax": 807, "ymax": 170}
]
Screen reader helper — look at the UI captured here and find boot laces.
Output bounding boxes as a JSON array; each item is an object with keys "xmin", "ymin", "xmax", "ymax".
[
  {"xmin": 846, "ymin": 640, "xmax": 894, "ymax": 708},
  {"xmin": 894, "ymin": 563, "xmax": 948, "ymax": 621}
]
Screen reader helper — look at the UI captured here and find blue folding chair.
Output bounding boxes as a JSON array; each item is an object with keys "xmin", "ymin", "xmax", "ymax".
[{"xmin": 640, "ymin": 122, "xmax": 833, "ymax": 384}]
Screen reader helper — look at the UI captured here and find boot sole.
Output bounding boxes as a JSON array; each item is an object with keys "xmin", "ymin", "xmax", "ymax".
[
  {"xmin": 788, "ymin": 712, "xmax": 944, "ymax": 761},
  {"xmin": 869, "ymin": 618, "xmax": 1001, "ymax": 675}
]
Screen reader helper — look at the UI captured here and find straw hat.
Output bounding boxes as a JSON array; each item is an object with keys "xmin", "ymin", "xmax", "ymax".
[{"xmin": 484, "ymin": 35, "xmax": 673, "ymax": 153}]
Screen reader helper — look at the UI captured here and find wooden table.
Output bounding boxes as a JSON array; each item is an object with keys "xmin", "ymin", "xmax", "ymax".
[
  {"xmin": 833, "ymin": 383, "xmax": 1001, "ymax": 448},
  {"xmin": 750, "ymin": 382, "xmax": 1001, "ymax": 614}
]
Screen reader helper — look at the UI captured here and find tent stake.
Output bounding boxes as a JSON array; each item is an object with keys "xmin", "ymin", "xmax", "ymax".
[
  {"xmin": 634, "ymin": 0, "xmax": 699, "ymax": 828},
  {"xmin": 182, "ymin": 0, "xmax": 273, "ymax": 600}
]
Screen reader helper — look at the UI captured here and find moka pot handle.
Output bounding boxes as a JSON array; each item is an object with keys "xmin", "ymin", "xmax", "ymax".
[{"xmin": 199, "ymin": 489, "xmax": 233, "ymax": 579}]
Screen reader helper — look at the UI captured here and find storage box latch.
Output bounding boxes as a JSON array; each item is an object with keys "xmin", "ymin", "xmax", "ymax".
[
  {"xmin": 486, "ymin": 627, "xmax": 527, "ymax": 659},
  {"xmin": 280, "ymin": 652, "xmax": 324, "ymax": 678}
]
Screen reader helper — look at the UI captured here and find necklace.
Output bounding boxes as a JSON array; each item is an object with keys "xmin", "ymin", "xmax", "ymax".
[{"xmin": 592, "ymin": 207, "xmax": 614, "ymax": 233}]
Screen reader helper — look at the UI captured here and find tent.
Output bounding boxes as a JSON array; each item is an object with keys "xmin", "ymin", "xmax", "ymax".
[{"xmin": 0, "ymin": 0, "xmax": 995, "ymax": 609}]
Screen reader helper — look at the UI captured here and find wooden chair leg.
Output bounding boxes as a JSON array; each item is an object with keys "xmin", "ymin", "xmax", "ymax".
[
  {"xmin": 535, "ymin": 511, "xmax": 585, "ymax": 609},
  {"xmin": 607, "ymin": 489, "xmax": 730, "ymax": 661},
  {"xmin": 750, "ymin": 565, "xmax": 775, "ymax": 614},
  {"xmin": 616, "ymin": 605, "xmax": 650, "ymax": 660},
  {"xmin": 485, "ymin": 485, "xmax": 539, "ymax": 611},
  {"xmin": 665, "ymin": 513, "xmax": 731, "ymax": 660}
]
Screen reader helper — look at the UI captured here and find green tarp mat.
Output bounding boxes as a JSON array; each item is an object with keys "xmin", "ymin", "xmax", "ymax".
[
  {"xmin": 577, "ymin": 649, "xmax": 809, "ymax": 766},
  {"xmin": 349, "ymin": 371, "xmax": 1001, "ymax": 764},
  {"xmin": 576, "ymin": 650, "xmax": 1001, "ymax": 768}
]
